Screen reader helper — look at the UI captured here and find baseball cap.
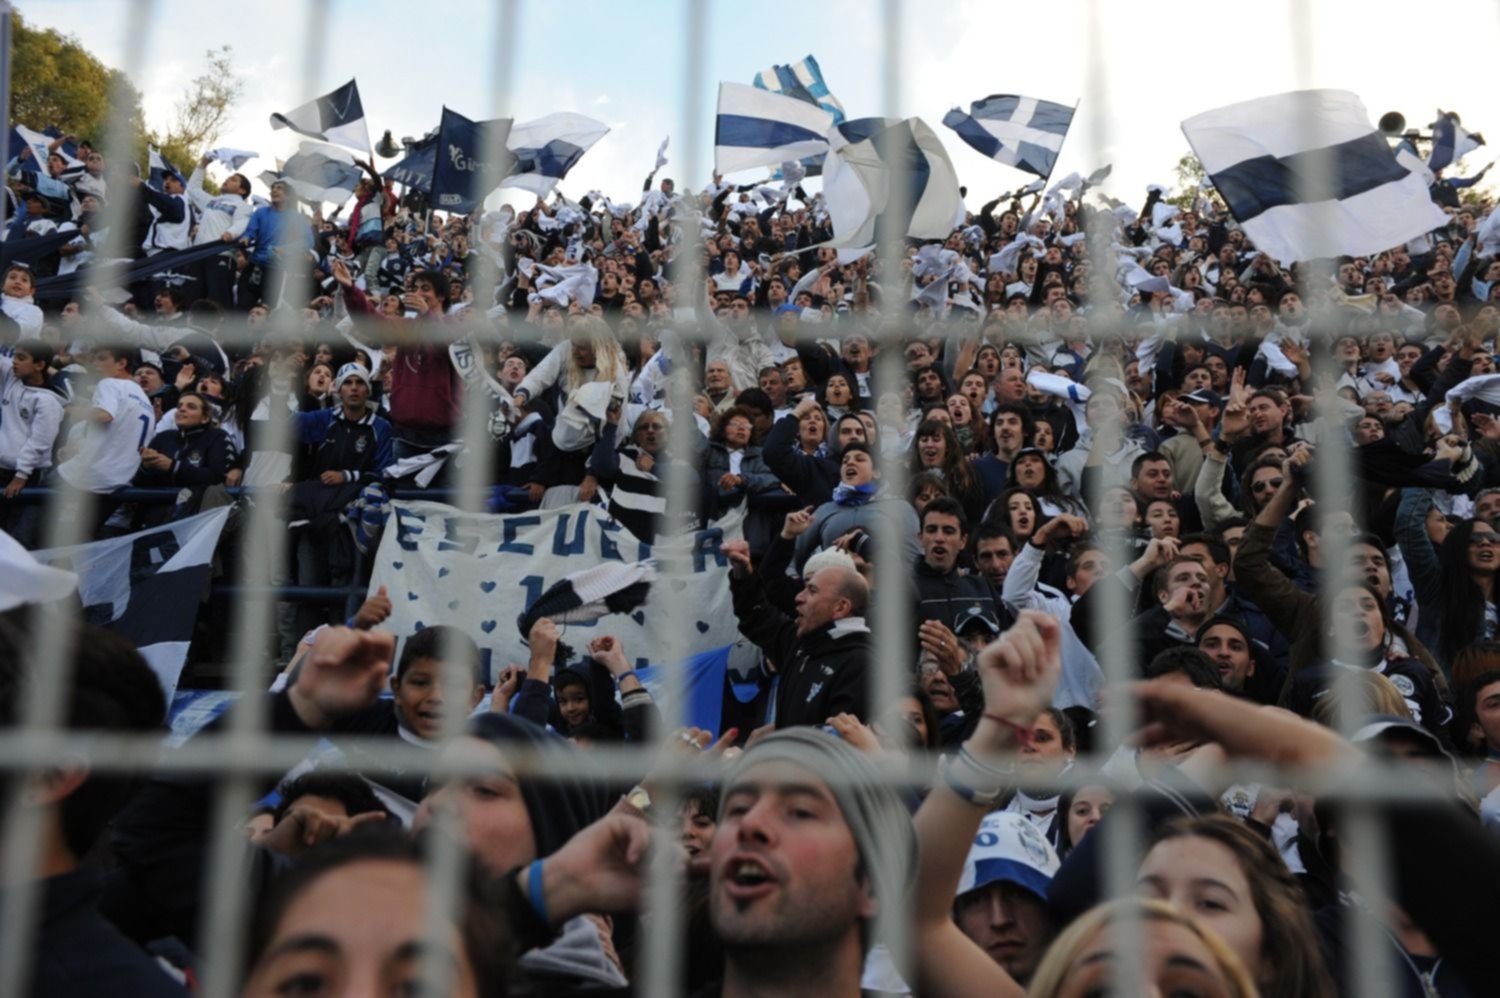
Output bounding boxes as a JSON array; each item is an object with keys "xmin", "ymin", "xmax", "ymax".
[
  {"xmin": 334, "ymin": 362, "xmax": 373, "ymax": 390},
  {"xmin": 956, "ymin": 811, "xmax": 1060, "ymax": 903},
  {"xmin": 1182, "ymin": 388, "xmax": 1224, "ymax": 408},
  {"xmin": 953, "ymin": 604, "xmax": 1002, "ymax": 638}
]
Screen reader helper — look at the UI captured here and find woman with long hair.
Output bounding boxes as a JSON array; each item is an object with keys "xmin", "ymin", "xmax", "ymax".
[
  {"xmin": 910, "ymin": 418, "xmax": 984, "ymax": 522},
  {"xmin": 1028, "ymin": 898, "xmax": 1259, "ymax": 998},
  {"xmin": 1137, "ymin": 814, "xmax": 1337, "ymax": 998},
  {"xmin": 1432, "ymin": 518, "xmax": 1499, "ymax": 671}
]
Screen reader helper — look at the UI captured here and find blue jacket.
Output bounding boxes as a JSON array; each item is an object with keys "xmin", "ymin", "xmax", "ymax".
[
  {"xmin": 241, "ymin": 205, "xmax": 313, "ymax": 267},
  {"xmin": 294, "ymin": 407, "xmax": 393, "ymax": 482}
]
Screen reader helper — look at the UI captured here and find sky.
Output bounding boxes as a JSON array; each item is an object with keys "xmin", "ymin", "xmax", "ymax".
[{"xmin": 20, "ymin": 0, "xmax": 1500, "ymax": 209}]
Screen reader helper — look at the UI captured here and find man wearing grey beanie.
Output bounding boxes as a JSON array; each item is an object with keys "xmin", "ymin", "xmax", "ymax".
[{"xmin": 703, "ymin": 727, "xmax": 916, "ymax": 998}]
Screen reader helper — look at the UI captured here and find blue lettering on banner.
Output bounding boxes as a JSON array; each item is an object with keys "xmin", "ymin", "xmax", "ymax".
[
  {"xmin": 552, "ymin": 510, "xmax": 589, "ymax": 556},
  {"xmin": 438, "ymin": 518, "xmax": 482, "ymax": 555},
  {"xmin": 498, "ymin": 515, "xmax": 541, "ymax": 554},
  {"xmin": 597, "ymin": 518, "xmax": 623, "ymax": 561},
  {"xmin": 974, "ymin": 831, "xmax": 999, "ymax": 848},
  {"xmin": 693, "ymin": 527, "xmax": 727, "ymax": 573},
  {"xmin": 395, "ymin": 508, "xmax": 429, "ymax": 551},
  {"xmin": 519, "ymin": 575, "xmax": 545, "ymax": 609}
]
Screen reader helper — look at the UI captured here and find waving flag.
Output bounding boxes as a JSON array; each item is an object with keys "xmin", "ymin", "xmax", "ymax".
[
  {"xmin": 503, "ymin": 113, "xmax": 610, "ymax": 196},
  {"xmin": 715, "ymin": 82, "xmax": 834, "ymax": 175},
  {"xmin": 1182, "ymin": 89, "xmax": 1448, "ymax": 264},
  {"xmin": 754, "ymin": 54, "xmax": 846, "ymax": 125},
  {"xmin": 33, "ymin": 508, "xmax": 230, "ymax": 709},
  {"xmin": 270, "ymin": 79, "xmax": 372, "ymax": 156},
  {"xmin": 431, "ymin": 107, "xmax": 515, "ymax": 213},
  {"xmin": 943, "ymin": 94, "xmax": 1074, "ymax": 179},
  {"xmin": 1428, "ymin": 111, "xmax": 1485, "ymax": 171},
  {"xmin": 260, "ymin": 140, "xmax": 362, "ymax": 204},
  {"xmin": 822, "ymin": 116, "xmax": 963, "ymax": 248},
  {"xmin": 147, "ymin": 146, "xmax": 185, "ymax": 188}
]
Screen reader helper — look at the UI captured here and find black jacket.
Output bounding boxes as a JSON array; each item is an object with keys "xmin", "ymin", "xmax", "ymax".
[
  {"xmin": 135, "ymin": 425, "xmax": 234, "ymax": 489},
  {"xmin": 913, "ymin": 560, "xmax": 1006, "ymax": 630},
  {"xmin": 4, "ymin": 871, "xmax": 187, "ymax": 997},
  {"xmin": 730, "ymin": 571, "xmax": 871, "ymax": 727},
  {"xmin": 762, "ymin": 412, "xmax": 839, "ymax": 506}
]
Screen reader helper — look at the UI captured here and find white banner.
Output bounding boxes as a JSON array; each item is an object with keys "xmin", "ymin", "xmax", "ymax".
[{"xmin": 368, "ymin": 501, "xmax": 745, "ymax": 675}]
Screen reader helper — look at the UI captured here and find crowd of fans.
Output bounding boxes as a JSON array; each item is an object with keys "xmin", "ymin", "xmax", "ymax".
[{"xmin": 2, "ymin": 118, "xmax": 1500, "ymax": 997}]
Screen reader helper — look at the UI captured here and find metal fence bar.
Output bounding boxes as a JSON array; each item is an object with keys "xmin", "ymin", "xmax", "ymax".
[
  {"xmin": 0, "ymin": 2, "xmax": 160, "ymax": 993},
  {"xmin": 3, "ymin": 5, "xmax": 1490, "ymax": 996}
]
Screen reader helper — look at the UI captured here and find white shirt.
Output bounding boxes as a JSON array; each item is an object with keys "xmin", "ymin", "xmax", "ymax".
[{"xmin": 58, "ymin": 377, "xmax": 154, "ymax": 492}]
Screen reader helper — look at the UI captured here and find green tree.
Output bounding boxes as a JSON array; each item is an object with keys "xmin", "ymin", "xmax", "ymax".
[
  {"xmin": 151, "ymin": 45, "xmax": 242, "ymax": 172},
  {"xmin": 10, "ymin": 8, "xmax": 144, "ymax": 142},
  {"xmin": 1165, "ymin": 152, "xmax": 1205, "ymax": 210}
]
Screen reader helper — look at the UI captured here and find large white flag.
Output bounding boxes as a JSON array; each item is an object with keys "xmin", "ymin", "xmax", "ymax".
[
  {"xmin": 822, "ymin": 117, "xmax": 963, "ymax": 248},
  {"xmin": 715, "ymin": 82, "xmax": 834, "ymax": 175},
  {"xmin": 1182, "ymin": 90, "xmax": 1446, "ymax": 264}
]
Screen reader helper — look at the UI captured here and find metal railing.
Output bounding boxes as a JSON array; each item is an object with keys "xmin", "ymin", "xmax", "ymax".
[{"xmin": 0, "ymin": 2, "xmax": 1478, "ymax": 997}]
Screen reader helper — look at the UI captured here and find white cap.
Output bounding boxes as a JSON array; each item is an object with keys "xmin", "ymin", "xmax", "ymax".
[
  {"xmin": 955, "ymin": 811, "xmax": 1060, "ymax": 903},
  {"xmin": 334, "ymin": 362, "xmax": 372, "ymax": 390}
]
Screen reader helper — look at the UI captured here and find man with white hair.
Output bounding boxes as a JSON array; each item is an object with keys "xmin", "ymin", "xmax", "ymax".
[{"xmin": 722, "ymin": 536, "xmax": 871, "ymax": 727}]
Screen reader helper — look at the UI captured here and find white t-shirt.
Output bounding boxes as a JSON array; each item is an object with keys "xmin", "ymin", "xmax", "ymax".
[{"xmin": 58, "ymin": 377, "xmax": 154, "ymax": 493}]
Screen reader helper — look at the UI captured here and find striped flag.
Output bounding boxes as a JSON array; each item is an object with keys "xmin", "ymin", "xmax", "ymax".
[
  {"xmin": 943, "ymin": 94, "xmax": 1074, "ymax": 178},
  {"xmin": 270, "ymin": 79, "xmax": 372, "ymax": 157},
  {"xmin": 503, "ymin": 112, "xmax": 610, "ymax": 196},
  {"xmin": 259, "ymin": 140, "xmax": 363, "ymax": 204},
  {"xmin": 33, "ymin": 508, "xmax": 230, "ymax": 708},
  {"xmin": 753, "ymin": 55, "xmax": 846, "ymax": 125},
  {"xmin": 822, "ymin": 116, "xmax": 963, "ymax": 248},
  {"xmin": 1182, "ymin": 90, "xmax": 1448, "ymax": 264},
  {"xmin": 1428, "ymin": 111, "xmax": 1485, "ymax": 171},
  {"xmin": 715, "ymin": 82, "xmax": 834, "ymax": 175},
  {"xmin": 148, "ymin": 146, "xmax": 185, "ymax": 188}
]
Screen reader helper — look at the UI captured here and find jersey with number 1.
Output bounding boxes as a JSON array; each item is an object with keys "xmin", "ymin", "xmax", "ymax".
[{"xmin": 58, "ymin": 378, "xmax": 155, "ymax": 493}]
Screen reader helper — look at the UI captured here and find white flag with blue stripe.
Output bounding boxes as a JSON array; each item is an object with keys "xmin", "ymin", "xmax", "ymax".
[
  {"xmin": 1182, "ymin": 89, "xmax": 1448, "ymax": 264},
  {"xmin": 502, "ymin": 113, "xmax": 610, "ymax": 196},
  {"xmin": 822, "ymin": 116, "xmax": 963, "ymax": 248},
  {"xmin": 943, "ymin": 94, "xmax": 1074, "ymax": 178},
  {"xmin": 753, "ymin": 55, "xmax": 846, "ymax": 124},
  {"xmin": 715, "ymin": 82, "xmax": 834, "ymax": 175},
  {"xmin": 1428, "ymin": 111, "xmax": 1484, "ymax": 171}
]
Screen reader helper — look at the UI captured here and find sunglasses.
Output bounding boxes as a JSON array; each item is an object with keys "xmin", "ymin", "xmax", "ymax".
[
  {"xmin": 1251, "ymin": 477, "xmax": 1284, "ymax": 494},
  {"xmin": 1468, "ymin": 535, "xmax": 1500, "ymax": 548}
]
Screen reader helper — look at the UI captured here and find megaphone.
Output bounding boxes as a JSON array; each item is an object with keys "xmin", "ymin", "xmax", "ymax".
[
  {"xmin": 375, "ymin": 129, "xmax": 402, "ymax": 159},
  {"xmin": 1378, "ymin": 112, "xmax": 1407, "ymax": 137}
]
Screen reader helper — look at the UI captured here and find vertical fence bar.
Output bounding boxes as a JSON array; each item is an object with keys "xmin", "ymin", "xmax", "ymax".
[
  {"xmin": 196, "ymin": 1, "xmax": 331, "ymax": 993},
  {"xmin": 0, "ymin": 3, "xmax": 158, "ymax": 994},
  {"xmin": 637, "ymin": 2, "xmax": 708, "ymax": 995},
  {"xmin": 1080, "ymin": 2, "xmax": 1146, "ymax": 995}
]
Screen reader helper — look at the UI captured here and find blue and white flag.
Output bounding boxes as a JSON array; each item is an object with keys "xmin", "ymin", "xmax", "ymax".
[
  {"xmin": 1182, "ymin": 89, "xmax": 1448, "ymax": 264},
  {"xmin": 431, "ymin": 107, "xmax": 515, "ymax": 213},
  {"xmin": 822, "ymin": 116, "xmax": 964, "ymax": 248},
  {"xmin": 270, "ymin": 78, "xmax": 372, "ymax": 157},
  {"xmin": 715, "ymin": 82, "xmax": 834, "ymax": 175},
  {"xmin": 148, "ymin": 146, "xmax": 185, "ymax": 188},
  {"xmin": 260, "ymin": 140, "xmax": 362, "ymax": 204},
  {"xmin": 32, "ymin": 508, "xmax": 230, "ymax": 710},
  {"xmin": 503, "ymin": 112, "xmax": 609, "ymax": 197},
  {"xmin": 206, "ymin": 147, "xmax": 259, "ymax": 171},
  {"xmin": 943, "ymin": 94, "xmax": 1074, "ymax": 178},
  {"xmin": 386, "ymin": 130, "xmax": 439, "ymax": 192},
  {"xmin": 1428, "ymin": 111, "xmax": 1485, "ymax": 171},
  {"xmin": 753, "ymin": 54, "xmax": 846, "ymax": 125}
]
